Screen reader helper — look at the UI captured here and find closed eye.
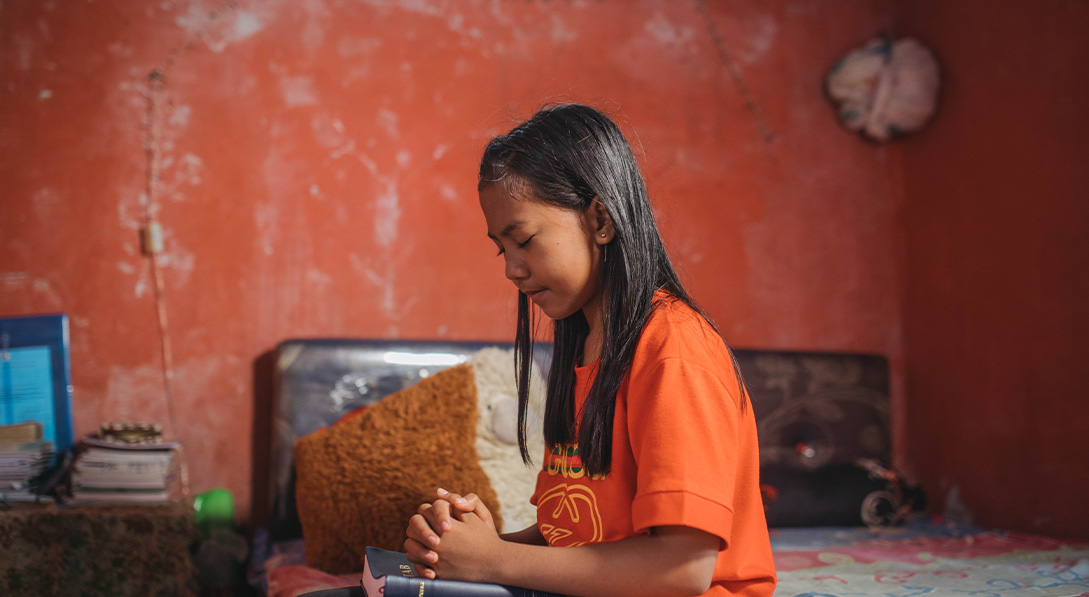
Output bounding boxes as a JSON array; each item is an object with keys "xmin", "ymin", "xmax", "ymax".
[{"xmin": 490, "ymin": 235, "xmax": 533, "ymax": 256}]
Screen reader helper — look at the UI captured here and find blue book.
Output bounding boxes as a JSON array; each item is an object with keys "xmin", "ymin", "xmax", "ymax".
[
  {"xmin": 0, "ymin": 314, "xmax": 74, "ymax": 455},
  {"xmin": 363, "ymin": 546, "xmax": 561, "ymax": 597}
]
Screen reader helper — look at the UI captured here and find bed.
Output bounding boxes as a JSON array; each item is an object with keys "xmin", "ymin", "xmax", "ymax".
[{"xmin": 250, "ymin": 339, "xmax": 1089, "ymax": 597}]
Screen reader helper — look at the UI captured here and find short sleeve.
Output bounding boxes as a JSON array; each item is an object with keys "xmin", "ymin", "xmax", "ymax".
[{"xmin": 626, "ymin": 357, "xmax": 742, "ymax": 544}]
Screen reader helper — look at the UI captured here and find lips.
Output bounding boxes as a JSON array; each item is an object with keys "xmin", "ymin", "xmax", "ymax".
[{"xmin": 521, "ymin": 288, "xmax": 545, "ymax": 300}]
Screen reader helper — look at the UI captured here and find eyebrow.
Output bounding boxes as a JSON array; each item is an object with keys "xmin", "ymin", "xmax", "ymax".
[{"xmin": 487, "ymin": 221, "xmax": 527, "ymax": 240}]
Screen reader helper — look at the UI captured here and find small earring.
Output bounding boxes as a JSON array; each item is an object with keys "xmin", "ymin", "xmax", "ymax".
[{"xmin": 600, "ymin": 233, "xmax": 606, "ymax": 237}]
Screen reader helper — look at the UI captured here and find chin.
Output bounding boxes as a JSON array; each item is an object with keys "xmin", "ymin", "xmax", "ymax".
[
  {"xmin": 540, "ymin": 309, "xmax": 565, "ymax": 321},
  {"xmin": 531, "ymin": 299, "xmax": 573, "ymax": 321}
]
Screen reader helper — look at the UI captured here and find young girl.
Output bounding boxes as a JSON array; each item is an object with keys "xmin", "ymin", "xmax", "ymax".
[{"xmin": 404, "ymin": 104, "xmax": 776, "ymax": 597}]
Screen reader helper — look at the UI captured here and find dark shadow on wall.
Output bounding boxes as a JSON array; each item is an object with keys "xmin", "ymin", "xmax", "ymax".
[{"xmin": 250, "ymin": 348, "xmax": 276, "ymax": 535}]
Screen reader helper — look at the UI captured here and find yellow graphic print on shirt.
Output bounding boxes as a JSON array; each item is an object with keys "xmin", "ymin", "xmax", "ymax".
[{"xmin": 538, "ymin": 444, "xmax": 604, "ymax": 547}]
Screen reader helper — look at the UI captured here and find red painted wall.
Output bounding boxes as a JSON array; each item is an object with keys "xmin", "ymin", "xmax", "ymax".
[
  {"xmin": 0, "ymin": 1, "xmax": 904, "ymax": 524},
  {"xmin": 898, "ymin": 1, "xmax": 1089, "ymax": 538}
]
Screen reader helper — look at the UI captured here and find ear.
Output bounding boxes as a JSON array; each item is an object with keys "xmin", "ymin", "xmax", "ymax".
[{"xmin": 585, "ymin": 197, "xmax": 615, "ymax": 245}]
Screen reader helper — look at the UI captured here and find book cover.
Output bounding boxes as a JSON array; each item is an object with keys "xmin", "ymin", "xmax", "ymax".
[
  {"xmin": 73, "ymin": 460, "xmax": 173, "ymax": 485},
  {"xmin": 73, "ymin": 478, "xmax": 173, "ymax": 490},
  {"xmin": 0, "ymin": 440, "xmax": 53, "ymax": 478},
  {"xmin": 80, "ymin": 445, "xmax": 176, "ymax": 459},
  {"xmin": 0, "ymin": 421, "xmax": 43, "ymax": 443},
  {"xmin": 77, "ymin": 453, "xmax": 173, "ymax": 467},
  {"xmin": 0, "ymin": 314, "xmax": 75, "ymax": 454},
  {"xmin": 364, "ymin": 547, "xmax": 561, "ymax": 597},
  {"xmin": 0, "ymin": 486, "xmax": 49, "ymax": 503},
  {"xmin": 0, "ymin": 439, "xmax": 52, "ymax": 453},
  {"xmin": 82, "ymin": 436, "xmax": 179, "ymax": 451},
  {"xmin": 69, "ymin": 486, "xmax": 172, "ymax": 503}
]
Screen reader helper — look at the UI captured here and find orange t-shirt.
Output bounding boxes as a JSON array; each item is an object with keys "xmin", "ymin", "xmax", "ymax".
[{"xmin": 530, "ymin": 294, "xmax": 776, "ymax": 597}]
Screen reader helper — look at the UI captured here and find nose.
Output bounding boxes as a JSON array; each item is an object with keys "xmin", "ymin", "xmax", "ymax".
[{"xmin": 504, "ymin": 253, "xmax": 528, "ymax": 283}]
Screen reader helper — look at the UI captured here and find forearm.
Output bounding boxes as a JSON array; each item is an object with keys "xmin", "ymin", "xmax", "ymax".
[{"xmin": 489, "ymin": 526, "xmax": 718, "ymax": 597}]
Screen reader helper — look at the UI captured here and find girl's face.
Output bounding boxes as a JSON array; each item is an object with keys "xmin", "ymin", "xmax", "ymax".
[{"xmin": 480, "ymin": 184, "xmax": 606, "ymax": 321}]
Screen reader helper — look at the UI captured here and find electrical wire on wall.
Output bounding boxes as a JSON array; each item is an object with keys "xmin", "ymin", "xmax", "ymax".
[
  {"xmin": 695, "ymin": 0, "xmax": 776, "ymax": 147},
  {"xmin": 141, "ymin": 67, "xmax": 191, "ymax": 499},
  {"xmin": 131, "ymin": 0, "xmax": 243, "ymax": 504}
]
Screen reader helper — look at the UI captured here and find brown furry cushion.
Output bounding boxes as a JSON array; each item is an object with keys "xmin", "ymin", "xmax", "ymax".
[{"xmin": 293, "ymin": 364, "xmax": 502, "ymax": 574}]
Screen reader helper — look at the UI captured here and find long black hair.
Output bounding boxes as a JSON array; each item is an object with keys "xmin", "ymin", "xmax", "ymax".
[{"xmin": 478, "ymin": 103, "xmax": 747, "ymax": 477}]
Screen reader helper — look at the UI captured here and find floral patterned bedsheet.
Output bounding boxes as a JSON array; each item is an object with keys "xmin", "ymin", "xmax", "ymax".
[{"xmin": 772, "ymin": 519, "xmax": 1089, "ymax": 596}]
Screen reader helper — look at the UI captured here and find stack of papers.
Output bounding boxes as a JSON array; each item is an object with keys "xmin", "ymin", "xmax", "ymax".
[
  {"xmin": 0, "ymin": 421, "xmax": 54, "ymax": 503},
  {"xmin": 70, "ymin": 437, "xmax": 179, "ymax": 504}
]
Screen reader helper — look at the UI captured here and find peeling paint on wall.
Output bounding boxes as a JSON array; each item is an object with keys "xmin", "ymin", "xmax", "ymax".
[
  {"xmin": 306, "ymin": 269, "xmax": 332, "ymax": 288},
  {"xmin": 175, "ymin": 2, "xmax": 267, "ymax": 53},
  {"xmin": 280, "ymin": 75, "xmax": 320, "ymax": 108},
  {"xmin": 169, "ymin": 104, "xmax": 192, "ymax": 127},
  {"xmin": 116, "ymin": 193, "xmax": 145, "ymax": 232},
  {"xmin": 1, "ymin": 273, "xmax": 29, "ymax": 293},
  {"xmin": 645, "ymin": 12, "xmax": 694, "ymax": 47},
  {"xmin": 349, "ymin": 252, "xmax": 401, "ymax": 334},
  {"xmin": 156, "ymin": 240, "xmax": 196, "ymax": 288},
  {"xmin": 176, "ymin": 153, "xmax": 205, "ymax": 189},
  {"xmin": 134, "ymin": 270, "xmax": 151, "ymax": 299},
  {"xmin": 300, "ymin": 0, "xmax": 332, "ymax": 50},
  {"xmin": 376, "ymin": 109, "xmax": 400, "ymax": 140},
  {"xmin": 29, "ymin": 277, "xmax": 62, "ymax": 309},
  {"xmin": 373, "ymin": 186, "xmax": 401, "ymax": 249},
  {"xmin": 736, "ymin": 15, "xmax": 778, "ymax": 66},
  {"xmin": 310, "ymin": 112, "xmax": 352, "ymax": 155}
]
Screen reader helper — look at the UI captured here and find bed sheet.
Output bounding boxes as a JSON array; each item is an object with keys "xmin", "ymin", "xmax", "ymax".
[
  {"xmin": 772, "ymin": 519, "xmax": 1089, "ymax": 596},
  {"xmin": 253, "ymin": 519, "xmax": 1089, "ymax": 597}
]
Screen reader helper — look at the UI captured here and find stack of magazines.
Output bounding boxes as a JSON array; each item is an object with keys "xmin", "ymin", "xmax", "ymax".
[
  {"xmin": 0, "ymin": 421, "xmax": 54, "ymax": 503},
  {"xmin": 70, "ymin": 433, "xmax": 178, "ymax": 504}
]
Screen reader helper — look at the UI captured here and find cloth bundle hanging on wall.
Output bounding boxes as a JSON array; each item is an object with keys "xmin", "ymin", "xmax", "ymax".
[{"xmin": 826, "ymin": 36, "xmax": 941, "ymax": 142}]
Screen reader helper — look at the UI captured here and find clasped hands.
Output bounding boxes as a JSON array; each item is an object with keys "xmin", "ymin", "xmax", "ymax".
[{"xmin": 404, "ymin": 488, "xmax": 503, "ymax": 582}]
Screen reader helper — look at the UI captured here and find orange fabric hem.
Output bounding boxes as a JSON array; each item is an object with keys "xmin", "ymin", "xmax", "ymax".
[{"xmin": 631, "ymin": 489, "xmax": 734, "ymax": 544}]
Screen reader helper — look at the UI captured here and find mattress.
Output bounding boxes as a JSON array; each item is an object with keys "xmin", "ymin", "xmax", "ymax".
[
  {"xmin": 253, "ymin": 518, "xmax": 1089, "ymax": 597},
  {"xmin": 772, "ymin": 519, "xmax": 1089, "ymax": 596}
]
